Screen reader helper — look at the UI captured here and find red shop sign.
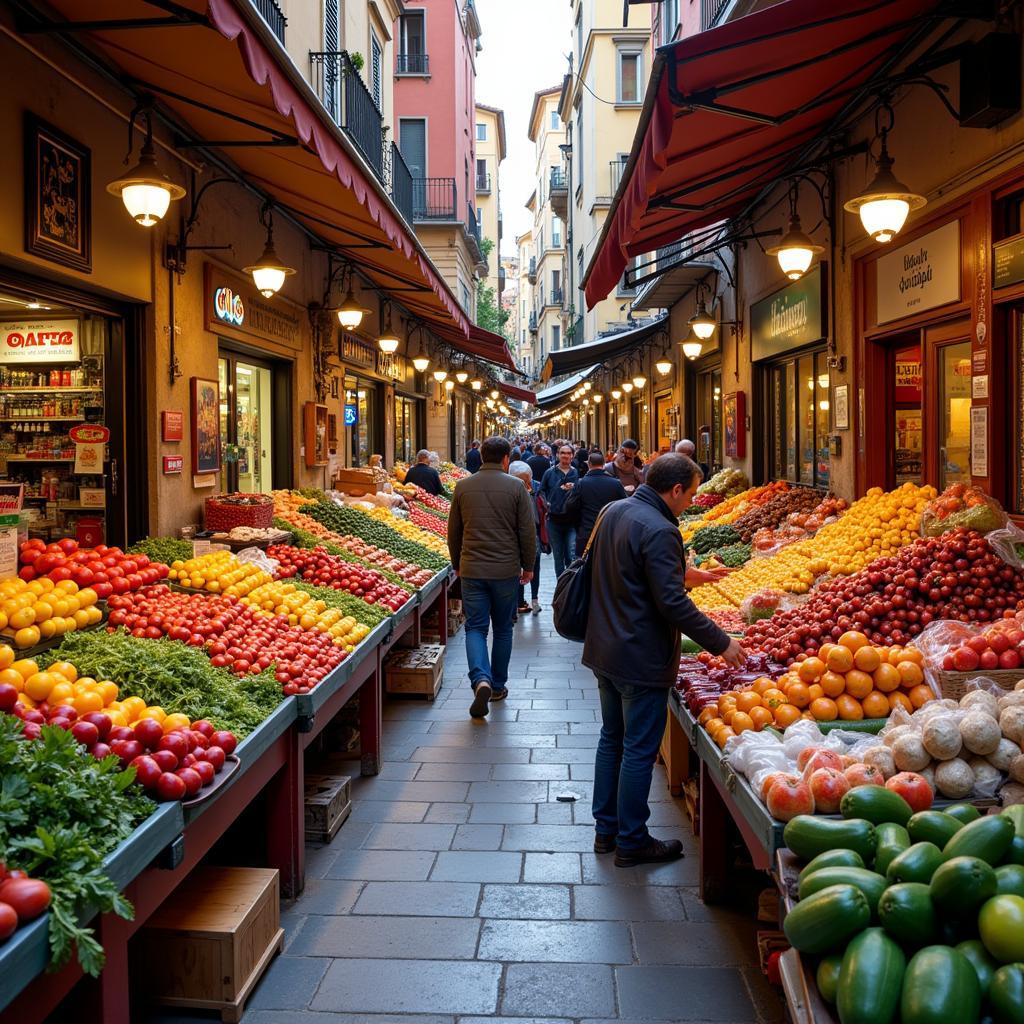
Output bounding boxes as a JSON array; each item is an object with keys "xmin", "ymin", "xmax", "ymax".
[
  {"xmin": 162, "ymin": 410, "xmax": 184, "ymax": 442},
  {"xmin": 162, "ymin": 455, "xmax": 183, "ymax": 475},
  {"xmin": 69, "ymin": 424, "xmax": 110, "ymax": 444}
]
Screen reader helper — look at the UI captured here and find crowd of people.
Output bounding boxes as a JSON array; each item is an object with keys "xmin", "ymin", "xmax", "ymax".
[{"xmin": 446, "ymin": 434, "xmax": 744, "ymax": 868}]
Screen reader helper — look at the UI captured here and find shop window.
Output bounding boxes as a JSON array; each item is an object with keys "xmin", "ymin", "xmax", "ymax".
[
  {"xmin": 893, "ymin": 343, "xmax": 923, "ymax": 486},
  {"xmin": 765, "ymin": 349, "xmax": 830, "ymax": 488},
  {"xmin": 219, "ymin": 353, "xmax": 277, "ymax": 494},
  {"xmin": 345, "ymin": 375, "xmax": 378, "ymax": 467},
  {"xmin": 696, "ymin": 366, "xmax": 723, "ymax": 474},
  {"xmin": 394, "ymin": 395, "xmax": 421, "ymax": 465}
]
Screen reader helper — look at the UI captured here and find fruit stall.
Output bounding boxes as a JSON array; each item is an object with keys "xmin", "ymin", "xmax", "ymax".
[{"xmin": 0, "ymin": 478, "xmax": 461, "ymax": 1024}]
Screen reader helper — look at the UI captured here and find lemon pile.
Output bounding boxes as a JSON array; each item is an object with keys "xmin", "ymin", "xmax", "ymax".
[
  {"xmin": 0, "ymin": 577, "xmax": 102, "ymax": 648},
  {"xmin": 168, "ymin": 551, "xmax": 273, "ymax": 595},
  {"xmin": 240, "ymin": 580, "xmax": 372, "ymax": 651}
]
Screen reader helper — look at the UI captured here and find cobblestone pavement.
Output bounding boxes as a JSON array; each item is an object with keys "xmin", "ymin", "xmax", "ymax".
[{"xmin": 154, "ymin": 562, "xmax": 784, "ymax": 1024}]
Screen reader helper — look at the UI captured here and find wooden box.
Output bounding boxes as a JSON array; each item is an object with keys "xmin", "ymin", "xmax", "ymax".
[
  {"xmin": 304, "ymin": 772, "xmax": 352, "ymax": 842},
  {"xmin": 385, "ymin": 644, "xmax": 445, "ymax": 699},
  {"xmin": 332, "ymin": 466, "xmax": 376, "ymax": 496},
  {"xmin": 140, "ymin": 866, "xmax": 283, "ymax": 1023}
]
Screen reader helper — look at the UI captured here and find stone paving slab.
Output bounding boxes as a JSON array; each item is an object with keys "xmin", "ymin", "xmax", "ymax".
[
  {"xmin": 479, "ymin": 919, "xmax": 634, "ymax": 963},
  {"xmin": 615, "ymin": 965, "xmax": 757, "ymax": 1020},
  {"xmin": 290, "ymin": 915, "xmax": 481, "ymax": 959},
  {"xmin": 500, "ymin": 963, "xmax": 615, "ymax": 1018},
  {"xmin": 351, "ymin": 880, "xmax": 480, "ymax": 917}
]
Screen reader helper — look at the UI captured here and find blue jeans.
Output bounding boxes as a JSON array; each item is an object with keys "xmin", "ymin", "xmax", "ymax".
[
  {"xmin": 462, "ymin": 576, "xmax": 519, "ymax": 691},
  {"xmin": 548, "ymin": 522, "xmax": 577, "ymax": 577},
  {"xmin": 593, "ymin": 677, "xmax": 668, "ymax": 850},
  {"xmin": 518, "ymin": 549, "xmax": 541, "ymax": 604}
]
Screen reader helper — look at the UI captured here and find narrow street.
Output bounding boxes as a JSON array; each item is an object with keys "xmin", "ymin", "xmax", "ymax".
[{"xmin": 229, "ymin": 562, "xmax": 783, "ymax": 1024}]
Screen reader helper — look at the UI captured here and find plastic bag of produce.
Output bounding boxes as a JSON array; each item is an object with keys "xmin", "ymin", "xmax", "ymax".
[
  {"xmin": 987, "ymin": 521, "xmax": 1024, "ymax": 570},
  {"xmin": 235, "ymin": 546, "xmax": 280, "ymax": 573},
  {"xmin": 781, "ymin": 718, "xmax": 828, "ymax": 760},
  {"xmin": 741, "ymin": 589, "xmax": 788, "ymax": 623},
  {"xmin": 920, "ymin": 484, "xmax": 1007, "ymax": 537},
  {"xmin": 724, "ymin": 729, "xmax": 789, "ymax": 782},
  {"xmin": 913, "ymin": 618, "xmax": 979, "ymax": 669}
]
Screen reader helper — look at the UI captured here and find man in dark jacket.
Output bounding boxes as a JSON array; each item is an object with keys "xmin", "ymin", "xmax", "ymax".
[
  {"xmin": 404, "ymin": 450, "xmax": 443, "ymax": 495},
  {"xmin": 448, "ymin": 437, "xmax": 538, "ymax": 718},
  {"xmin": 527, "ymin": 445, "xmax": 552, "ymax": 484},
  {"xmin": 538, "ymin": 444, "xmax": 579, "ymax": 576},
  {"xmin": 564, "ymin": 451, "xmax": 627, "ymax": 556},
  {"xmin": 583, "ymin": 454, "xmax": 745, "ymax": 867},
  {"xmin": 465, "ymin": 440, "xmax": 482, "ymax": 474}
]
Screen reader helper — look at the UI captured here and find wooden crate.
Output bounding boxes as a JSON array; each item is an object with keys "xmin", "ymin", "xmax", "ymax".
[
  {"xmin": 140, "ymin": 866, "xmax": 283, "ymax": 1024},
  {"xmin": 332, "ymin": 467, "xmax": 376, "ymax": 496},
  {"xmin": 385, "ymin": 644, "xmax": 445, "ymax": 699},
  {"xmin": 304, "ymin": 772, "xmax": 353, "ymax": 842}
]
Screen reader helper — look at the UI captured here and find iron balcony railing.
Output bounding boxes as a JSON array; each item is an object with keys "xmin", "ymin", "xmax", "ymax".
[
  {"xmin": 412, "ymin": 177, "xmax": 456, "ymax": 220},
  {"xmin": 476, "ymin": 172, "xmax": 492, "ymax": 193},
  {"xmin": 396, "ymin": 52, "xmax": 429, "ymax": 74},
  {"xmin": 390, "ymin": 142, "xmax": 414, "ymax": 225},
  {"xmin": 550, "ymin": 167, "xmax": 567, "ymax": 190},
  {"xmin": 567, "ymin": 314, "xmax": 584, "ymax": 345},
  {"xmin": 251, "ymin": 0, "xmax": 286, "ymax": 44},
  {"xmin": 310, "ymin": 51, "xmax": 383, "ymax": 177},
  {"xmin": 528, "ymin": 312, "xmax": 538, "ymax": 332},
  {"xmin": 547, "ymin": 288, "xmax": 563, "ymax": 307},
  {"xmin": 610, "ymin": 157, "xmax": 629, "ymax": 197},
  {"xmin": 527, "ymin": 257, "xmax": 537, "ymax": 283},
  {"xmin": 466, "ymin": 203, "xmax": 481, "ymax": 244},
  {"xmin": 701, "ymin": 0, "xmax": 730, "ymax": 30}
]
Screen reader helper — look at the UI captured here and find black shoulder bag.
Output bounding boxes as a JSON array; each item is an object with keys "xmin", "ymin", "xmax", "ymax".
[{"xmin": 551, "ymin": 504, "xmax": 612, "ymax": 643}]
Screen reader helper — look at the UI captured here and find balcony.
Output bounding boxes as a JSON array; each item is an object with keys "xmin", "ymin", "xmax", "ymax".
[
  {"xmin": 412, "ymin": 177, "xmax": 456, "ymax": 220},
  {"xmin": 250, "ymin": 0, "xmax": 286, "ymax": 44},
  {"xmin": 610, "ymin": 157, "xmax": 629, "ymax": 198},
  {"xmin": 310, "ymin": 51, "xmax": 383, "ymax": 177},
  {"xmin": 390, "ymin": 142, "xmax": 414, "ymax": 225},
  {"xmin": 567, "ymin": 314, "xmax": 584, "ymax": 346},
  {"xmin": 550, "ymin": 167, "xmax": 568, "ymax": 219},
  {"xmin": 527, "ymin": 257, "xmax": 537, "ymax": 284},
  {"xmin": 476, "ymin": 172, "xmax": 492, "ymax": 194},
  {"xmin": 396, "ymin": 52, "xmax": 429, "ymax": 75},
  {"xmin": 701, "ymin": 0, "xmax": 730, "ymax": 30},
  {"xmin": 546, "ymin": 288, "xmax": 564, "ymax": 308},
  {"xmin": 528, "ymin": 312, "xmax": 538, "ymax": 332}
]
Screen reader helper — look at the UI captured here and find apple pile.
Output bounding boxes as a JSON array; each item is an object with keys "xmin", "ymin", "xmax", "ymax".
[
  {"xmin": 267, "ymin": 545, "xmax": 411, "ymax": 610},
  {"xmin": 18, "ymin": 539, "xmax": 169, "ymax": 599},
  {"xmin": 744, "ymin": 528, "xmax": 1024, "ymax": 664},
  {"xmin": 941, "ymin": 612, "xmax": 1024, "ymax": 672}
]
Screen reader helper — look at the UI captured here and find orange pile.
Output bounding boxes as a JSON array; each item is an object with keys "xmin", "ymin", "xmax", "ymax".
[{"xmin": 699, "ymin": 631, "xmax": 935, "ymax": 748}]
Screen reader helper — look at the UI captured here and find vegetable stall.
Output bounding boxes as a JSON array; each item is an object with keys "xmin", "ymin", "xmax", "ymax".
[{"xmin": 0, "ymin": 479, "xmax": 460, "ymax": 1024}]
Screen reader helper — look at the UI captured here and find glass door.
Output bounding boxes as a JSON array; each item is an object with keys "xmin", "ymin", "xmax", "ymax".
[
  {"xmin": 937, "ymin": 340, "xmax": 972, "ymax": 489},
  {"xmin": 219, "ymin": 352, "xmax": 276, "ymax": 493}
]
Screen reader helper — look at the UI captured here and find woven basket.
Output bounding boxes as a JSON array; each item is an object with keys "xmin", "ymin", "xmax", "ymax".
[
  {"xmin": 204, "ymin": 493, "xmax": 274, "ymax": 531},
  {"xmin": 928, "ymin": 669, "xmax": 1023, "ymax": 702}
]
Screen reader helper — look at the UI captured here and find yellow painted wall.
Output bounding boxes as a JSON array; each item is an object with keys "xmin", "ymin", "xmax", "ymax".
[{"xmin": 475, "ymin": 105, "xmax": 504, "ymax": 299}]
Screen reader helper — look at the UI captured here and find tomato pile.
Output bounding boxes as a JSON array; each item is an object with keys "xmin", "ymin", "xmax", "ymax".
[
  {"xmin": 940, "ymin": 612, "xmax": 1024, "ymax": 672},
  {"xmin": 268, "ymin": 545, "xmax": 411, "ymax": 610},
  {"xmin": 107, "ymin": 586, "xmax": 347, "ymax": 693},
  {"xmin": 411, "ymin": 487, "xmax": 450, "ymax": 516},
  {"xmin": 18, "ymin": 539, "xmax": 169, "ymax": 597},
  {"xmin": 407, "ymin": 505, "xmax": 448, "ymax": 537},
  {"xmin": 0, "ymin": 866, "xmax": 50, "ymax": 943},
  {"xmin": 744, "ymin": 528, "xmax": 1024, "ymax": 664}
]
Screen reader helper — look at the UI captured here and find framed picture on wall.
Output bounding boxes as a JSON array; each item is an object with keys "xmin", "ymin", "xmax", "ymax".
[
  {"xmin": 723, "ymin": 391, "xmax": 746, "ymax": 459},
  {"xmin": 190, "ymin": 377, "xmax": 221, "ymax": 475},
  {"xmin": 24, "ymin": 114, "xmax": 92, "ymax": 273},
  {"xmin": 834, "ymin": 384, "xmax": 850, "ymax": 431}
]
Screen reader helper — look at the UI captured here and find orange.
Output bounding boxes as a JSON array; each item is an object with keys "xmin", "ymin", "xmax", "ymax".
[
  {"xmin": 786, "ymin": 682, "xmax": 811, "ymax": 708},
  {"xmin": 798, "ymin": 657, "xmax": 826, "ymax": 683},
  {"xmin": 0, "ymin": 645, "xmax": 13, "ymax": 671},
  {"xmin": 752, "ymin": 677, "xmax": 775, "ymax": 696},
  {"xmin": 826, "ymin": 646, "xmax": 854, "ymax": 674},
  {"xmin": 899, "ymin": 647, "xmax": 924, "ymax": 666},
  {"xmin": 162, "ymin": 713, "xmax": 191, "ymax": 733},
  {"xmin": 885, "ymin": 646, "xmax": 905, "ymax": 666},
  {"xmin": 716, "ymin": 726, "xmax": 736, "ymax": 749},
  {"xmin": 23, "ymin": 672, "xmax": 58, "ymax": 702},
  {"xmin": 107, "ymin": 710, "xmax": 128, "ymax": 728},
  {"xmin": 862, "ymin": 690, "xmax": 891, "ymax": 718},
  {"xmin": 839, "ymin": 630, "xmax": 870, "ymax": 653},
  {"xmin": 873, "ymin": 663, "xmax": 902, "ymax": 693},
  {"xmin": 14, "ymin": 626, "xmax": 41, "ymax": 650},
  {"xmin": 697, "ymin": 707, "xmax": 718, "ymax": 726},
  {"xmin": 853, "ymin": 646, "xmax": 881, "ymax": 673},
  {"xmin": 908, "ymin": 684, "xmax": 934, "ymax": 709},
  {"xmin": 762, "ymin": 688, "xmax": 787, "ymax": 709},
  {"xmin": 735, "ymin": 690, "xmax": 763, "ymax": 713},
  {"xmin": 704, "ymin": 717, "xmax": 725, "ymax": 737},
  {"xmin": 820, "ymin": 671, "xmax": 847, "ymax": 698},
  {"xmin": 844, "ymin": 669, "xmax": 874, "ymax": 699},
  {"xmin": 807, "ymin": 683, "xmax": 825, "ymax": 702},
  {"xmin": 139, "ymin": 706, "xmax": 166, "ymax": 724},
  {"xmin": 73, "ymin": 690, "xmax": 104, "ymax": 715},
  {"xmin": 749, "ymin": 706, "xmax": 774, "ymax": 730},
  {"xmin": 11, "ymin": 659, "xmax": 38, "ymax": 679},
  {"xmin": 0, "ymin": 668, "xmax": 24, "ymax": 691},
  {"xmin": 836, "ymin": 693, "xmax": 865, "ymax": 720},
  {"xmin": 818, "ymin": 642, "xmax": 838, "ymax": 665},
  {"xmin": 8, "ymin": 607, "xmax": 36, "ymax": 631},
  {"xmin": 721, "ymin": 707, "xmax": 736, "ymax": 726},
  {"xmin": 120, "ymin": 696, "xmax": 147, "ymax": 721},
  {"xmin": 773, "ymin": 703, "xmax": 802, "ymax": 728},
  {"xmin": 47, "ymin": 681, "xmax": 74, "ymax": 706},
  {"xmin": 731, "ymin": 711, "xmax": 755, "ymax": 734},
  {"xmin": 897, "ymin": 661, "xmax": 924, "ymax": 688},
  {"xmin": 97, "ymin": 680, "xmax": 119, "ymax": 705},
  {"xmin": 810, "ymin": 697, "xmax": 838, "ymax": 721},
  {"xmin": 888, "ymin": 691, "xmax": 914, "ymax": 714}
]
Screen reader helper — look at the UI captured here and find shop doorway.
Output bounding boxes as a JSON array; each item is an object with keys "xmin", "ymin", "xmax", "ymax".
[
  {"xmin": 344, "ymin": 375, "xmax": 380, "ymax": 467},
  {"xmin": 693, "ymin": 363, "xmax": 723, "ymax": 475},
  {"xmin": 394, "ymin": 395, "xmax": 423, "ymax": 465}
]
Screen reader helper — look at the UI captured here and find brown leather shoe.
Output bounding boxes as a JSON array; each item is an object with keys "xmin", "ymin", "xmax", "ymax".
[{"xmin": 614, "ymin": 838, "xmax": 684, "ymax": 867}]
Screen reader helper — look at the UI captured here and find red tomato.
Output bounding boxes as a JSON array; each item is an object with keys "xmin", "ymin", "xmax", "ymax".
[
  {"xmin": 131, "ymin": 754, "xmax": 162, "ymax": 789},
  {"xmin": 0, "ymin": 878, "xmax": 50, "ymax": 922},
  {"xmin": 0, "ymin": 901, "xmax": 17, "ymax": 940},
  {"xmin": 151, "ymin": 749, "xmax": 179, "ymax": 772},
  {"xmin": 155, "ymin": 772, "xmax": 187, "ymax": 802}
]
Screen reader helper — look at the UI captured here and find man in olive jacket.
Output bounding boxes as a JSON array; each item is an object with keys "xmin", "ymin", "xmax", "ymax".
[
  {"xmin": 448, "ymin": 436, "xmax": 537, "ymax": 718},
  {"xmin": 583, "ymin": 454, "xmax": 745, "ymax": 866}
]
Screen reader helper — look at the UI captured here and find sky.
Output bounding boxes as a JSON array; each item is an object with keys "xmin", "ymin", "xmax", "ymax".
[{"xmin": 474, "ymin": 0, "xmax": 575, "ymax": 258}]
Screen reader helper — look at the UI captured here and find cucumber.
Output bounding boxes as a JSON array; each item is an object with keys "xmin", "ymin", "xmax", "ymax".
[
  {"xmin": 1006, "ymin": 835, "xmax": 1024, "ymax": 866},
  {"xmin": 798, "ymin": 866, "xmax": 888, "ymax": 917},
  {"xmin": 907, "ymin": 810, "xmax": 963, "ymax": 848},
  {"xmin": 942, "ymin": 815, "xmax": 1015, "ymax": 866},
  {"xmin": 841, "ymin": 786, "xmax": 912, "ymax": 826},
  {"xmin": 930, "ymin": 856, "xmax": 998, "ymax": 918},
  {"xmin": 815, "ymin": 954, "xmax": 842, "ymax": 1004},
  {"xmin": 945, "ymin": 803, "xmax": 982, "ymax": 824},
  {"xmin": 783, "ymin": 883, "xmax": 871, "ymax": 955},
  {"xmin": 873, "ymin": 822, "xmax": 911, "ymax": 876},
  {"xmin": 783, "ymin": 815, "xmax": 876, "ymax": 863},
  {"xmin": 836, "ymin": 927, "xmax": 905, "ymax": 1024},
  {"xmin": 877, "ymin": 882, "xmax": 937, "ymax": 947},
  {"xmin": 989, "ymin": 963, "xmax": 1024, "ymax": 1024},
  {"xmin": 886, "ymin": 842, "xmax": 944, "ymax": 885},
  {"xmin": 900, "ymin": 946, "xmax": 981, "ymax": 1024},
  {"xmin": 995, "ymin": 863, "xmax": 1024, "ymax": 897},
  {"xmin": 955, "ymin": 939, "xmax": 998, "ymax": 997},
  {"xmin": 797, "ymin": 848, "xmax": 865, "ymax": 886}
]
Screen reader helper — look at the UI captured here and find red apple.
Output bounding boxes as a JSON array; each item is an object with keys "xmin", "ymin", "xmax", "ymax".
[
  {"xmin": 766, "ymin": 776, "xmax": 815, "ymax": 822},
  {"xmin": 886, "ymin": 771, "xmax": 933, "ymax": 812},
  {"xmin": 844, "ymin": 763, "xmax": 886, "ymax": 789},
  {"xmin": 800, "ymin": 748, "xmax": 845, "ymax": 779},
  {"xmin": 808, "ymin": 767, "xmax": 850, "ymax": 814}
]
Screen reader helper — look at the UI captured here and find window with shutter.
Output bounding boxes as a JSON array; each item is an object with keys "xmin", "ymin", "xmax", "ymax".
[
  {"xmin": 323, "ymin": 0, "xmax": 342, "ymax": 121},
  {"xmin": 371, "ymin": 33, "xmax": 383, "ymax": 109}
]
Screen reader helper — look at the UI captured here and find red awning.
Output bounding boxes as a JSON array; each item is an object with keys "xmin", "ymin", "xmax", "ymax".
[
  {"xmin": 584, "ymin": 0, "xmax": 941, "ymax": 308},
  {"xmin": 498, "ymin": 382, "xmax": 537, "ymax": 405},
  {"xmin": 38, "ymin": 0, "xmax": 516, "ymax": 370}
]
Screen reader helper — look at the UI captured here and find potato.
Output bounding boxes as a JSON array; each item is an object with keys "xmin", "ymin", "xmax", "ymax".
[
  {"xmin": 961, "ymin": 690, "xmax": 1000, "ymax": 718},
  {"xmin": 988, "ymin": 737, "xmax": 1022, "ymax": 773},
  {"xmin": 918, "ymin": 764, "xmax": 936, "ymax": 793},
  {"xmin": 960, "ymin": 712, "xmax": 1002, "ymax": 756},
  {"xmin": 861, "ymin": 745, "xmax": 897, "ymax": 780},
  {"xmin": 922, "ymin": 716, "xmax": 962, "ymax": 760},
  {"xmin": 968, "ymin": 757, "xmax": 1003, "ymax": 793},
  {"xmin": 917, "ymin": 702, "xmax": 953, "ymax": 722},
  {"xmin": 892, "ymin": 733, "xmax": 931, "ymax": 773},
  {"xmin": 1000, "ymin": 706, "xmax": 1024, "ymax": 745},
  {"xmin": 1001, "ymin": 781, "xmax": 1024, "ymax": 805},
  {"xmin": 934, "ymin": 758, "xmax": 975, "ymax": 799},
  {"xmin": 883, "ymin": 725, "xmax": 914, "ymax": 750},
  {"xmin": 1011, "ymin": 753, "xmax": 1024, "ymax": 786},
  {"xmin": 997, "ymin": 692, "xmax": 1024, "ymax": 714}
]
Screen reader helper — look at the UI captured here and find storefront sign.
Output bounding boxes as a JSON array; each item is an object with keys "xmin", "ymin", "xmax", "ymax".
[
  {"xmin": 971, "ymin": 406, "xmax": 988, "ymax": 477},
  {"xmin": 377, "ymin": 351, "xmax": 405, "ymax": 381},
  {"xmin": 876, "ymin": 220, "xmax": 960, "ymax": 325},
  {"xmin": 74, "ymin": 441, "xmax": 104, "ymax": 475},
  {"xmin": 0, "ymin": 319, "xmax": 80, "ymax": 363},
  {"xmin": 340, "ymin": 334, "xmax": 376, "ymax": 369},
  {"xmin": 750, "ymin": 265, "xmax": 826, "ymax": 361},
  {"xmin": 204, "ymin": 264, "xmax": 302, "ymax": 351},
  {"xmin": 213, "ymin": 286, "xmax": 245, "ymax": 326},
  {"xmin": 162, "ymin": 411, "xmax": 183, "ymax": 442},
  {"xmin": 344, "ymin": 404, "xmax": 359, "ymax": 426},
  {"xmin": 993, "ymin": 234, "xmax": 1024, "ymax": 289},
  {"xmin": 162, "ymin": 455, "xmax": 183, "ymax": 474},
  {"xmin": 69, "ymin": 424, "xmax": 109, "ymax": 444}
]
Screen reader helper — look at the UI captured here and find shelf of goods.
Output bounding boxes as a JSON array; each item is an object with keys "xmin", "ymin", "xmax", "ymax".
[{"xmin": 0, "ymin": 490, "xmax": 455, "ymax": 1024}]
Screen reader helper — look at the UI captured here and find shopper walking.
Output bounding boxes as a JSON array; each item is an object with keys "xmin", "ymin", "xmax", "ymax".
[
  {"xmin": 564, "ymin": 450, "xmax": 628, "ymax": 556},
  {"xmin": 583, "ymin": 454, "xmax": 745, "ymax": 866},
  {"xmin": 465, "ymin": 440, "xmax": 482, "ymax": 474},
  {"xmin": 538, "ymin": 443, "xmax": 579, "ymax": 576},
  {"xmin": 447, "ymin": 437, "xmax": 537, "ymax": 718},
  {"xmin": 606, "ymin": 440, "xmax": 644, "ymax": 492},
  {"xmin": 572, "ymin": 443, "xmax": 590, "ymax": 477},
  {"xmin": 404, "ymin": 449, "xmax": 444, "ymax": 495},
  {"xmin": 527, "ymin": 444, "xmax": 552, "ymax": 485},
  {"xmin": 509, "ymin": 460, "xmax": 543, "ymax": 614}
]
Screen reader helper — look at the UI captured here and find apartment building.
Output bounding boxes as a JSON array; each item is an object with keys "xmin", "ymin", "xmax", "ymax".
[
  {"xmin": 527, "ymin": 87, "xmax": 567, "ymax": 372},
  {"xmin": 500, "ymin": 254, "xmax": 521, "ymax": 361},
  {"xmin": 393, "ymin": 0, "xmax": 487, "ymax": 320},
  {"xmin": 516, "ymin": 231, "xmax": 536, "ymax": 377},
  {"xmin": 474, "ymin": 104, "xmax": 506, "ymax": 302}
]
